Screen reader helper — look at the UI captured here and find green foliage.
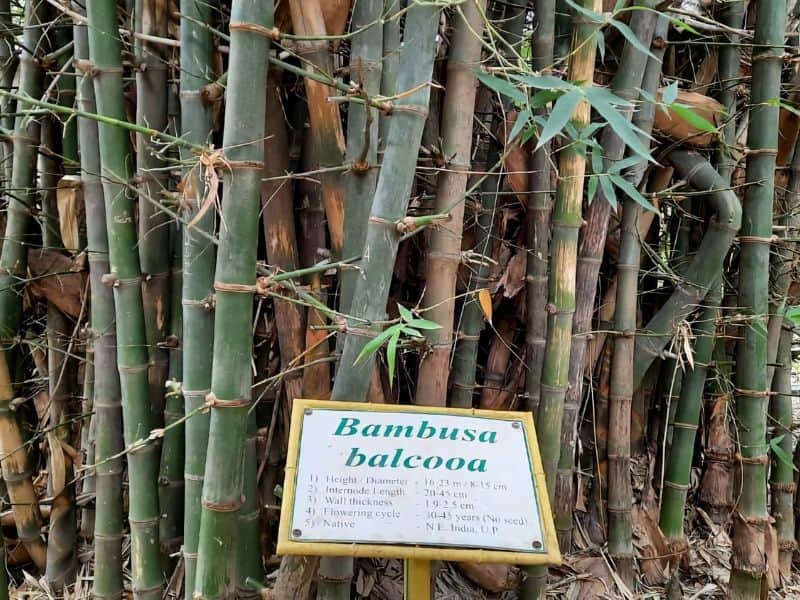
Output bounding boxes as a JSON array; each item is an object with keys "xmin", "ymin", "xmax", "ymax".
[
  {"xmin": 770, "ymin": 434, "xmax": 797, "ymax": 471},
  {"xmin": 353, "ymin": 304, "xmax": 441, "ymax": 387}
]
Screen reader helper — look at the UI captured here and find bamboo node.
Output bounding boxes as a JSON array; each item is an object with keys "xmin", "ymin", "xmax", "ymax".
[
  {"xmin": 351, "ymin": 159, "xmax": 371, "ymax": 174},
  {"xmin": 743, "ymin": 147, "xmax": 779, "ymax": 156},
  {"xmin": 662, "ymin": 480, "xmax": 689, "ymax": 490},
  {"xmin": 201, "ymin": 498, "xmax": 243, "ymax": 512},
  {"xmin": 457, "ymin": 333, "xmax": 481, "ymax": 341},
  {"xmin": 734, "ymin": 387, "xmax": 770, "ymax": 398},
  {"xmin": 204, "ymin": 391, "xmax": 249, "ymax": 408},
  {"xmin": 734, "ymin": 452, "xmax": 769, "ymax": 465},
  {"xmin": 737, "ymin": 235, "xmax": 776, "ymax": 244},
  {"xmin": 229, "ymin": 21, "xmax": 282, "ymax": 41},
  {"xmin": 368, "ymin": 215, "xmax": 395, "ymax": 229},
  {"xmin": 73, "ymin": 58, "xmax": 97, "ymax": 77},
  {"xmin": 214, "ymin": 280, "xmax": 258, "ymax": 294},
  {"xmin": 750, "ymin": 51, "xmax": 786, "ymax": 63},
  {"xmin": 733, "ymin": 510, "xmax": 771, "ymax": 526},
  {"xmin": 392, "ymin": 103, "xmax": 429, "ymax": 118},
  {"xmin": 770, "ymin": 481, "xmax": 795, "ymax": 493},
  {"xmin": 333, "ymin": 315, "xmax": 347, "ymax": 332}
]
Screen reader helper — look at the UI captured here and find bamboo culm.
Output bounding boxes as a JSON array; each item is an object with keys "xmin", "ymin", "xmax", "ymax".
[
  {"xmin": 659, "ymin": 283, "xmax": 721, "ymax": 553},
  {"xmin": 728, "ymin": 0, "xmax": 786, "ymax": 592},
  {"xmin": 416, "ymin": 0, "xmax": 487, "ymax": 406},
  {"xmin": 556, "ymin": 1, "xmax": 659, "ymax": 556},
  {"xmin": 325, "ymin": 3, "xmax": 442, "ymax": 597},
  {"xmin": 193, "ymin": 0, "xmax": 273, "ymax": 595},
  {"xmin": 178, "ymin": 0, "xmax": 217, "ymax": 592},
  {"xmin": 768, "ymin": 318, "xmax": 795, "ymax": 574},
  {"xmin": 0, "ymin": 0, "xmax": 49, "ymax": 569},
  {"xmin": 85, "ymin": 1, "xmax": 164, "ymax": 595},
  {"xmin": 73, "ymin": 5, "xmax": 125, "ymax": 595}
]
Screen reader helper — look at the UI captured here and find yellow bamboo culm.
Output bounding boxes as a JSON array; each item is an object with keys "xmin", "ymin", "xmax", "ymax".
[{"xmin": 405, "ymin": 558, "xmax": 432, "ymax": 600}]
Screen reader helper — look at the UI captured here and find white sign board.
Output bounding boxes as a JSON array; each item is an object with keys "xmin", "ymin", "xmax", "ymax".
[{"xmin": 278, "ymin": 400, "xmax": 560, "ymax": 564}]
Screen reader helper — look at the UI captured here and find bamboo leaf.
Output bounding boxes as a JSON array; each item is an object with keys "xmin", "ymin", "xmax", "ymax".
[
  {"xmin": 786, "ymin": 306, "xmax": 800, "ymax": 326},
  {"xmin": 476, "ymin": 71, "xmax": 527, "ymax": 104},
  {"xmin": 595, "ymin": 29, "xmax": 606, "ymax": 61},
  {"xmin": 609, "ymin": 173, "xmax": 656, "ymax": 212},
  {"xmin": 563, "ymin": 0, "xmax": 604, "ymax": 23},
  {"xmin": 662, "ymin": 81, "xmax": 679, "ymax": 106},
  {"xmin": 590, "ymin": 145, "xmax": 603, "ymax": 175},
  {"xmin": 537, "ymin": 89, "xmax": 582, "ymax": 149},
  {"xmin": 637, "ymin": 87, "xmax": 658, "ymax": 104},
  {"xmin": 599, "ymin": 175, "xmax": 617, "ymax": 209},
  {"xmin": 530, "ymin": 88, "xmax": 563, "ymax": 109},
  {"xmin": 770, "ymin": 435, "xmax": 797, "ymax": 471},
  {"xmin": 387, "ymin": 330, "xmax": 400, "ymax": 388},
  {"xmin": 509, "ymin": 108, "xmax": 531, "ymax": 142},
  {"xmin": 610, "ymin": 19, "xmax": 657, "ymax": 60},
  {"xmin": 401, "ymin": 327, "xmax": 424, "ymax": 338},
  {"xmin": 667, "ymin": 15, "xmax": 701, "ymax": 36},
  {"xmin": 354, "ymin": 326, "xmax": 400, "ymax": 365},
  {"xmin": 477, "ymin": 288, "xmax": 493, "ymax": 323},
  {"xmin": 407, "ymin": 318, "xmax": 441, "ymax": 330},
  {"xmin": 608, "ymin": 154, "xmax": 643, "ymax": 175},
  {"xmin": 588, "ymin": 174, "xmax": 599, "ymax": 204},
  {"xmin": 397, "ymin": 303, "xmax": 414, "ymax": 323},
  {"xmin": 510, "ymin": 73, "xmax": 572, "ymax": 92},
  {"xmin": 671, "ymin": 103, "xmax": 717, "ymax": 133},
  {"xmin": 585, "ymin": 89, "xmax": 652, "ymax": 159}
]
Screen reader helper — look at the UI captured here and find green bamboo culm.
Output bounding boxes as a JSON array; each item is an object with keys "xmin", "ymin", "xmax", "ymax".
[
  {"xmin": 632, "ymin": 154, "xmax": 741, "ymax": 388},
  {"xmin": 659, "ymin": 282, "xmax": 721, "ymax": 556},
  {"xmin": 449, "ymin": 87, "xmax": 498, "ymax": 409},
  {"xmin": 606, "ymin": 161, "xmax": 647, "ymax": 589},
  {"xmin": 325, "ymin": 2, "xmax": 441, "ymax": 597},
  {"xmin": 379, "ymin": 0, "xmax": 401, "ymax": 142},
  {"xmin": 0, "ymin": 0, "xmax": 13, "ymax": 189},
  {"xmin": 80, "ymin": 352, "xmax": 96, "ymax": 541},
  {"xmin": 237, "ymin": 412, "xmax": 262, "ymax": 596},
  {"xmin": 179, "ymin": 0, "xmax": 217, "ymax": 593},
  {"xmin": 0, "ymin": 0, "xmax": 49, "ymax": 570},
  {"xmin": 416, "ymin": 0, "xmax": 487, "ymax": 407},
  {"xmin": 73, "ymin": 4, "xmax": 125, "ymax": 595},
  {"xmin": 340, "ymin": 0, "xmax": 383, "ymax": 316},
  {"xmin": 193, "ymin": 0, "xmax": 272, "ymax": 595},
  {"xmin": 450, "ymin": 2, "xmax": 523, "ymax": 410},
  {"xmin": 525, "ymin": 0, "xmax": 556, "ymax": 417},
  {"xmin": 728, "ymin": 0, "xmax": 785, "ymax": 592},
  {"xmin": 40, "ymin": 117, "xmax": 79, "ymax": 589},
  {"xmin": 715, "ymin": 0, "xmax": 744, "ymax": 183},
  {"xmin": 159, "ymin": 224, "xmax": 184, "ymax": 558},
  {"xmin": 135, "ymin": 0, "xmax": 172, "ymax": 428},
  {"xmin": 41, "ymin": 16, "xmax": 81, "ymax": 573},
  {"xmin": 536, "ymin": 0, "xmax": 600, "ymax": 506},
  {"xmin": 556, "ymin": 1, "xmax": 659, "ymax": 560},
  {"xmin": 46, "ymin": 18, "xmax": 82, "ymax": 572},
  {"xmin": 330, "ymin": 1, "xmax": 441, "ymax": 402},
  {"xmin": 85, "ymin": 1, "xmax": 164, "ymax": 596},
  {"xmin": 769, "ymin": 318, "xmax": 795, "ymax": 574}
]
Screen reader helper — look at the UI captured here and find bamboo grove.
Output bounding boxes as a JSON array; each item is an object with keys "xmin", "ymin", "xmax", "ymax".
[{"xmin": 4, "ymin": 0, "xmax": 800, "ymax": 598}]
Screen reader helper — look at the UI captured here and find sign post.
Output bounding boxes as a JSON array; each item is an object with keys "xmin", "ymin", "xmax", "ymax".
[{"xmin": 278, "ymin": 399, "xmax": 560, "ymax": 597}]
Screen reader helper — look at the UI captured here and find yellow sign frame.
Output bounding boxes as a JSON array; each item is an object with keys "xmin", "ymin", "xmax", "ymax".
[{"xmin": 277, "ymin": 398, "xmax": 561, "ymax": 566}]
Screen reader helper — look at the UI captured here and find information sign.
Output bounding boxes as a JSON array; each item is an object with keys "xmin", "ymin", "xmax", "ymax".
[{"xmin": 277, "ymin": 399, "xmax": 560, "ymax": 566}]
